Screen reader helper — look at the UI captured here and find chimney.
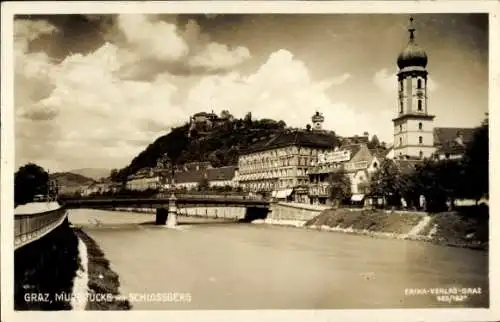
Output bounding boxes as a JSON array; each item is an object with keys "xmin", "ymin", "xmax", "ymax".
[{"xmin": 363, "ymin": 131, "xmax": 369, "ymax": 137}]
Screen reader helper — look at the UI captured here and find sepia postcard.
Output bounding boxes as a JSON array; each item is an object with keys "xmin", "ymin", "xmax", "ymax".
[{"xmin": 1, "ymin": 1, "xmax": 499, "ymax": 322}]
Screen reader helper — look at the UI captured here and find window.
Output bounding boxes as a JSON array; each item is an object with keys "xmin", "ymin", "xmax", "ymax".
[
  {"xmin": 417, "ymin": 79, "xmax": 422, "ymax": 89},
  {"xmin": 399, "ymin": 124, "xmax": 403, "ymax": 132},
  {"xmin": 373, "ymin": 162, "xmax": 378, "ymax": 168},
  {"xmin": 418, "ymin": 122, "xmax": 423, "ymax": 130},
  {"xmin": 399, "ymin": 137, "xmax": 403, "ymax": 146},
  {"xmin": 418, "ymin": 100, "xmax": 423, "ymax": 111},
  {"xmin": 419, "ymin": 136, "xmax": 423, "ymax": 144},
  {"xmin": 419, "ymin": 151, "xmax": 423, "ymax": 159},
  {"xmin": 400, "ymin": 102, "xmax": 404, "ymax": 114}
]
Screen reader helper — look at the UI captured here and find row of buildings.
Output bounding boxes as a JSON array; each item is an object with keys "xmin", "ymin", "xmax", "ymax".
[
  {"xmin": 80, "ymin": 118, "xmax": 472, "ymax": 205},
  {"xmin": 80, "ymin": 17, "xmax": 476, "ymax": 205}
]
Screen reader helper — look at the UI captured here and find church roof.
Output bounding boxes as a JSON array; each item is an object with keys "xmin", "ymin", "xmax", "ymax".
[{"xmin": 397, "ymin": 17, "xmax": 428, "ymax": 69}]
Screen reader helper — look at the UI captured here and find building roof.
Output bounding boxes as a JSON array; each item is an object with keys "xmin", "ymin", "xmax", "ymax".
[
  {"xmin": 174, "ymin": 169, "xmax": 206, "ymax": 184},
  {"xmin": 243, "ymin": 130, "xmax": 337, "ymax": 154},
  {"xmin": 433, "ymin": 127, "xmax": 475, "ymax": 146},
  {"xmin": 339, "ymin": 135, "xmax": 369, "ymax": 145},
  {"xmin": 206, "ymin": 166, "xmax": 236, "ymax": 181},
  {"xmin": 340, "ymin": 144, "xmax": 363, "ymax": 159},
  {"xmin": 174, "ymin": 166, "xmax": 236, "ymax": 184},
  {"xmin": 435, "ymin": 141, "xmax": 468, "ymax": 156},
  {"xmin": 179, "ymin": 161, "xmax": 212, "ymax": 172}
]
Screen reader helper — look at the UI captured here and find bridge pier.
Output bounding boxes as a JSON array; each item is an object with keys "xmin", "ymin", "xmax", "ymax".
[
  {"xmin": 242, "ymin": 206, "xmax": 270, "ymax": 222},
  {"xmin": 155, "ymin": 208, "xmax": 167, "ymax": 225},
  {"xmin": 166, "ymin": 194, "xmax": 178, "ymax": 228}
]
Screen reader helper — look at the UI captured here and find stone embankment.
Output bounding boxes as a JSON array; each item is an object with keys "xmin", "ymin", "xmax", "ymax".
[{"xmin": 253, "ymin": 202, "xmax": 488, "ymax": 250}]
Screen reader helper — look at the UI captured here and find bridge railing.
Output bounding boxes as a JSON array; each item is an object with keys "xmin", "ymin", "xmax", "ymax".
[{"xmin": 14, "ymin": 206, "xmax": 68, "ymax": 250}]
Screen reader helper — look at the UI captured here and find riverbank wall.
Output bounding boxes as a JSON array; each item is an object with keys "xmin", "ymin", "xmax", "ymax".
[
  {"xmin": 254, "ymin": 202, "xmax": 488, "ymax": 250},
  {"xmin": 14, "ymin": 220, "xmax": 80, "ymax": 310}
]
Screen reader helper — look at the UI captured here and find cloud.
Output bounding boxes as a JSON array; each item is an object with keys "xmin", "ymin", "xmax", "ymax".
[
  {"xmin": 330, "ymin": 72, "xmax": 351, "ymax": 85},
  {"xmin": 14, "ymin": 19, "xmax": 58, "ymax": 54},
  {"xmin": 185, "ymin": 49, "xmax": 385, "ymax": 140},
  {"xmin": 373, "ymin": 68, "xmax": 439, "ymax": 93},
  {"xmin": 117, "ymin": 15, "xmax": 189, "ymax": 62},
  {"xmin": 14, "ymin": 19, "xmax": 59, "ymax": 110},
  {"xmin": 14, "ymin": 17, "xmax": 366, "ymax": 172},
  {"xmin": 15, "ymin": 24, "xmax": 181, "ymax": 170},
  {"xmin": 115, "ymin": 15, "xmax": 251, "ymax": 78},
  {"xmin": 189, "ymin": 43, "xmax": 250, "ymax": 71}
]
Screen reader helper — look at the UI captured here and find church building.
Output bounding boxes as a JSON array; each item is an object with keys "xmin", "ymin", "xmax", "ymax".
[
  {"xmin": 390, "ymin": 17, "xmax": 474, "ymax": 161},
  {"xmin": 392, "ymin": 17, "xmax": 435, "ymax": 160}
]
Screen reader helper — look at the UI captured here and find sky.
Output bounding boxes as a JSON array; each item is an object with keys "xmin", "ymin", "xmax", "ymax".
[{"xmin": 13, "ymin": 13, "xmax": 489, "ymax": 172}]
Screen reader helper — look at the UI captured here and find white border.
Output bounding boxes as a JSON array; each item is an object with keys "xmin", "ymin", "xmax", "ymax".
[{"xmin": 2, "ymin": 1, "xmax": 499, "ymax": 322}]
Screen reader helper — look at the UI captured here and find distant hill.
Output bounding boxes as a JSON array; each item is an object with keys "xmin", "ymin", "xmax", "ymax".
[
  {"xmin": 50, "ymin": 172, "xmax": 95, "ymax": 195},
  {"xmin": 50, "ymin": 172, "xmax": 95, "ymax": 186},
  {"xmin": 68, "ymin": 168, "xmax": 111, "ymax": 181}
]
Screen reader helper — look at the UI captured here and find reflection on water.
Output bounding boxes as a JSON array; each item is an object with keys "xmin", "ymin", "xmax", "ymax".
[{"xmin": 69, "ymin": 209, "xmax": 489, "ymax": 310}]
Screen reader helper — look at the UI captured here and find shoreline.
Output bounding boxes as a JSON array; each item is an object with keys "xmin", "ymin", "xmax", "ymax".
[
  {"xmin": 251, "ymin": 218, "xmax": 488, "ymax": 251},
  {"xmin": 72, "ymin": 228, "xmax": 131, "ymax": 310}
]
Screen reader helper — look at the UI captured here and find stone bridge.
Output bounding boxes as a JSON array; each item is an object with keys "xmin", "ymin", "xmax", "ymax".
[{"xmin": 61, "ymin": 194, "xmax": 271, "ymax": 227}]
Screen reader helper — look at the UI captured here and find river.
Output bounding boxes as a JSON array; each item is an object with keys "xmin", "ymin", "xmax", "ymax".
[{"xmin": 68, "ymin": 209, "xmax": 489, "ymax": 310}]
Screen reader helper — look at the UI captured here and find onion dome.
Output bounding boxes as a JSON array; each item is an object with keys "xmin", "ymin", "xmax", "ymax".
[{"xmin": 397, "ymin": 17, "xmax": 428, "ymax": 69}]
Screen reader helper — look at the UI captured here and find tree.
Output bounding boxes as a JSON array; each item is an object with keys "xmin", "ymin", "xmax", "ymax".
[
  {"xmin": 461, "ymin": 115, "xmax": 489, "ymax": 201},
  {"xmin": 244, "ymin": 112, "xmax": 253, "ymax": 127},
  {"xmin": 369, "ymin": 159, "xmax": 403, "ymax": 207},
  {"xmin": 328, "ymin": 169, "xmax": 351, "ymax": 207},
  {"xmin": 15, "ymin": 163, "xmax": 49, "ymax": 206},
  {"xmin": 220, "ymin": 110, "xmax": 233, "ymax": 120},
  {"xmin": 197, "ymin": 175, "xmax": 210, "ymax": 191},
  {"xmin": 368, "ymin": 135, "xmax": 380, "ymax": 149},
  {"xmin": 109, "ymin": 169, "xmax": 119, "ymax": 181}
]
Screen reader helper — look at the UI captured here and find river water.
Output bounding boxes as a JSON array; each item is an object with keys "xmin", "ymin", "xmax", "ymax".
[{"xmin": 68, "ymin": 209, "xmax": 489, "ymax": 310}]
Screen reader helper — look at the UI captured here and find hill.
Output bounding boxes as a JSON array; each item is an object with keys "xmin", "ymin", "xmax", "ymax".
[
  {"xmin": 114, "ymin": 115, "xmax": 320, "ymax": 181},
  {"xmin": 68, "ymin": 168, "xmax": 111, "ymax": 181},
  {"xmin": 50, "ymin": 172, "xmax": 95, "ymax": 186}
]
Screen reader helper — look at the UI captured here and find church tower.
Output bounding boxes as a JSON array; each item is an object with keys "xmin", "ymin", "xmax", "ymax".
[{"xmin": 393, "ymin": 17, "xmax": 435, "ymax": 159}]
